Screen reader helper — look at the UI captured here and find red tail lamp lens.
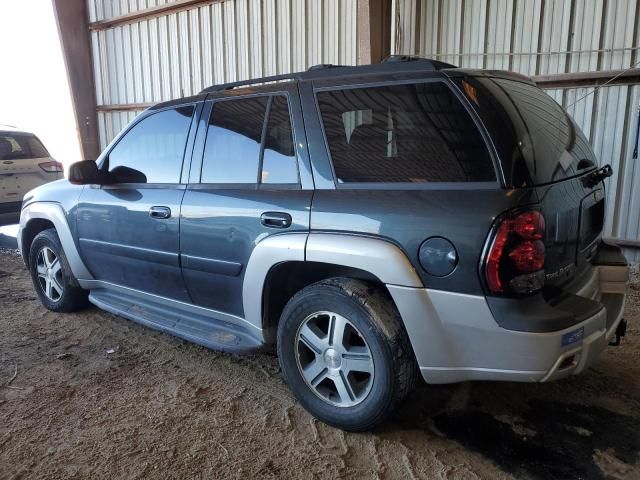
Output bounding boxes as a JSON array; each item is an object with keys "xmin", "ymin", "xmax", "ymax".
[
  {"xmin": 508, "ymin": 240, "xmax": 545, "ymax": 272},
  {"xmin": 513, "ymin": 211, "xmax": 545, "ymax": 239},
  {"xmin": 39, "ymin": 161, "xmax": 64, "ymax": 173},
  {"xmin": 485, "ymin": 210, "xmax": 546, "ymax": 294},
  {"xmin": 486, "ymin": 221, "xmax": 511, "ymax": 293}
]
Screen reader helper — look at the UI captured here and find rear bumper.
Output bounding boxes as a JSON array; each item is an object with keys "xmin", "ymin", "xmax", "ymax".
[
  {"xmin": 388, "ymin": 261, "xmax": 629, "ymax": 384},
  {"xmin": 539, "ymin": 291, "xmax": 625, "ymax": 382}
]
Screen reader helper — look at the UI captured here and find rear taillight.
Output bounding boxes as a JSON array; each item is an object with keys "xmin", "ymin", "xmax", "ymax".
[
  {"xmin": 39, "ymin": 161, "xmax": 63, "ymax": 173},
  {"xmin": 484, "ymin": 209, "xmax": 546, "ymax": 295}
]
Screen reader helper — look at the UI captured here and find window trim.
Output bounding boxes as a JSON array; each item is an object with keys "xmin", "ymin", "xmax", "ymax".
[
  {"xmin": 99, "ymin": 103, "xmax": 198, "ymax": 187},
  {"xmin": 313, "ymin": 77, "xmax": 502, "ymax": 190},
  {"xmin": 196, "ymin": 91, "xmax": 301, "ymax": 189}
]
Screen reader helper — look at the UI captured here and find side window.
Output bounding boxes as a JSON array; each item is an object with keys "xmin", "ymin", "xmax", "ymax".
[
  {"xmin": 107, "ymin": 105, "xmax": 194, "ymax": 184},
  {"xmin": 0, "ymin": 134, "xmax": 50, "ymax": 160},
  {"xmin": 316, "ymin": 82, "xmax": 495, "ymax": 183},
  {"xmin": 262, "ymin": 96, "xmax": 298, "ymax": 184},
  {"xmin": 201, "ymin": 96, "xmax": 268, "ymax": 184}
]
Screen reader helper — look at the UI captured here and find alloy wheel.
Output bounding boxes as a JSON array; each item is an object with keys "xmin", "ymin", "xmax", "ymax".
[
  {"xmin": 295, "ymin": 311, "xmax": 375, "ymax": 407},
  {"xmin": 36, "ymin": 246, "xmax": 64, "ymax": 302}
]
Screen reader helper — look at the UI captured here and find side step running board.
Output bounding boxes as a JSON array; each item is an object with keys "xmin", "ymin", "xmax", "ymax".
[{"xmin": 89, "ymin": 289, "xmax": 264, "ymax": 354}]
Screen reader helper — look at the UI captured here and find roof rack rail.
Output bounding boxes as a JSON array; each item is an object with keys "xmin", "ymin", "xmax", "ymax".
[
  {"xmin": 199, "ymin": 72, "xmax": 300, "ymax": 94},
  {"xmin": 307, "ymin": 64, "xmax": 345, "ymax": 71},
  {"xmin": 381, "ymin": 55, "xmax": 457, "ymax": 69}
]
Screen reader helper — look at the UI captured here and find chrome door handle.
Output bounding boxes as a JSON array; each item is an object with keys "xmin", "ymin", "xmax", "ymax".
[
  {"xmin": 149, "ymin": 206, "xmax": 171, "ymax": 219},
  {"xmin": 260, "ymin": 211, "xmax": 292, "ymax": 229}
]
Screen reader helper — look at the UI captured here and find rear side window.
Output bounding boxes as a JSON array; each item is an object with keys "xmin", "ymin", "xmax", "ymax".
[
  {"xmin": 316, "ymin": 82, "xmax": 495, "ymax": 183},
  {"xmin": 0, "ymin": 133, "xmax": 50, "ymax": 160},
  {"xmin": 455, "ymin": 76, "xmax": 597, "ymax": 187},
  {"xmin": 107, "ymin": 106, "xmax": 194, "ymax": 183},
  {"xmin": 201, "ymin": 96, "xmax": 268, "ymax": 184},
  {"xmin": 201, "ymin": 95, "xmax": 298, "ymax": 185}
]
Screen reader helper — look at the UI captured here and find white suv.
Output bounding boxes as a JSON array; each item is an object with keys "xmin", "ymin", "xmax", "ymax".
[{"xmin": 0, "ymin": 126, "xmax": 62, "ymax": 225}]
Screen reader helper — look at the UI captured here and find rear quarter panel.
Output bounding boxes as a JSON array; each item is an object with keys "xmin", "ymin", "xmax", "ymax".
[{"xmin": 310, "ymin": 187, "xmax": 536, "ymax": 294}]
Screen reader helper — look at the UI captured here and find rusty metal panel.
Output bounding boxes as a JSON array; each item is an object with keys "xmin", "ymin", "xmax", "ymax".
[
  {"xmin": 88, "ymin": 0, "xmax": 357, "ymax": 148},
  {"xmin": 568, "ymin": 0, "xmax": 603, "ymax": 73},
  {"xmin": 537, "ymin": 0, "xmax": 571, "ymax": 75},
  {"xmin": 461, "ymin": 0, "xmax": 487, "ymax": 69},
  {"xmin": 91, "ymin": 0, "xmax": 181, "ymax": 21},
  {"xmin": 485, "ymin": 0, "xmax": 514, "ymax": 70}
]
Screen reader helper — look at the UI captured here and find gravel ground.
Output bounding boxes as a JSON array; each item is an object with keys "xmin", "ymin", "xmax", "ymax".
[{"xmin": 1, "ymin": 251, "xmax": 639, "ymax": 480}]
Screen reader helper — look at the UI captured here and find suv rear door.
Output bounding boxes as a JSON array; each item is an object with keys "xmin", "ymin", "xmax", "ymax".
[
  {"xmin": 0, "ymin": 131, "xmax": 60, "ymax": 214},
  {"xmin": 76, "ymin": 103, "xmax": 200, "ymax": 301},
  {"xmin": 180, "ymin": 84, "xmax": 313, "ymax": 318}
]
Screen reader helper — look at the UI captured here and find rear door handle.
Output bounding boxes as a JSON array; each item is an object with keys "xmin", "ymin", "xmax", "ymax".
[
  {"xmin": 2, "ymin": 161, "xmax": 14, "ymax": 165},
  {"xmin": 149, "ymin": 206, "xmax": 172, "ymax": 219},
  {"xmin": 260, "ymin": 211, "xmax": 292, "ymax": 229}
]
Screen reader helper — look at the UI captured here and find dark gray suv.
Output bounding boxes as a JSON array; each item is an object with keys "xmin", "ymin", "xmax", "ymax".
[{"xmin": 18, "ymin": 58, "xmax": 629, "ymax": 431}]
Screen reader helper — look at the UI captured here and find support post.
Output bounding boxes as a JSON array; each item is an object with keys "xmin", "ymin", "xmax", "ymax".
[
  {"xmin": 51, "ymin": 0, "xmax": 100, "ymax": 160},
  {"xmin": 357, "ymin": 0, "xmax": 392, "ymax": 64}
]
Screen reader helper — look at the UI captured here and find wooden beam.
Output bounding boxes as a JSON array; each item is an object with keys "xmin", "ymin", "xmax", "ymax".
[
  {"xmin": 357, "ymin": 0, "xmax": 392, "ymax": 64},
  {"xmin": 51, "ymin": 0, "xmax": 101, "ymax": 161},
  {"xmin": 533, "ymin": 68, "xmax": 640, "ymax": 89},
  {"xmin": 96, "ymin": 103, "xmax": 154, "ymax": 113},
  {"xmin": 88, "ymin": 0, "xmax": 224, "ymax": 31}
]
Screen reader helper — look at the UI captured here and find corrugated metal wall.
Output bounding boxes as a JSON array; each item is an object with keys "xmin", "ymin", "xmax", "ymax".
[
  {"xmin": 392, "ymin": 0, "xmax": 640, "ymax": 250},
  {"xmin": 86, "ymin": 0, "xmax": 358, "ymax": 150}
]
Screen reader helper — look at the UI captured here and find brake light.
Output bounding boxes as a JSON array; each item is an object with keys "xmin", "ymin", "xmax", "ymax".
[
  {"xmin": 484, "ymin": 210, "xmax": 546, "ymax": 295},
  {"xmin": 39, "ymin": 161, "xmax": 63, "ymax": 173}
]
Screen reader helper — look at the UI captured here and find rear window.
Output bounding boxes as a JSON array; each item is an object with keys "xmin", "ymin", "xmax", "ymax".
[
  {"xmin": 455, "ymin": 76, "xmax": 597, "ymax": 187},
  {"xmin": 0, "ymin": 133, "xmax": 50, "ymax": 160},
  {"xmin": 316, "ymin": 82, "xmax": 495, "ymax": 184}
]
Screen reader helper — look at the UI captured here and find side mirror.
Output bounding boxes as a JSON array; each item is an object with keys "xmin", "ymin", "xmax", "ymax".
[
  {"xmin": 108, "ymin": 166, "xmax": 147, "ymax": 184},
  {"xmin": 68, "ymin": 160, "xmax": 102, "ymax": 185}
]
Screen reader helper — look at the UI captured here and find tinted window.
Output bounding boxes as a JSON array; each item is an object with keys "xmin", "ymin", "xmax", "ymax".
[
  {"xmin": 262, "ymin": 96, "xmax": 298, "ymax": 184},
  {"xmin": 201, "ymin": 97, "xmax": 268, "ymax": 183},
  {"xmin": 316, "ymin": 82, "xmax": 495, "ymax": 183},
  {"xmin": 456, "ymin": 76, "xmax": 597, "ymax": 186},
  {"xmin": 0, "ymin": 133, "xmax": 50, "ymax": 160},
  {"xmin": 107, "ymin": 106, "xmax": 194, "ymax": 183}
]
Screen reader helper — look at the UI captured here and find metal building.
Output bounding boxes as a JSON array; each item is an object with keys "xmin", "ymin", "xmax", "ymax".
[
  {"xmin": 52, "ymin": 0, "xmax": 639, "ymax": 257},
  {"xmin": 391, "ymin": 0, "xmax": 640, "ymax": 258}
]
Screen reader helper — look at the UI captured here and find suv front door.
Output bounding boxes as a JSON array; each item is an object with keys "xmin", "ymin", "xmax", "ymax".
[
  {"xmin": 180, "ymin": 86, "xmax": 313, "ymax": 318},
  {"xmin": 76, "ymin": 103, "xmax": 200, "ymax": 301}
]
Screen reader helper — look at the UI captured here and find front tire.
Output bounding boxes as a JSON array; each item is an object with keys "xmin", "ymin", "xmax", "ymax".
[
  {"xmin": 277, "ymin": 278, "xmax": 416, "ymax": 431},
  {"xmin": 28, "ymin": 228, "xmax": 89, "ymax": 312}
]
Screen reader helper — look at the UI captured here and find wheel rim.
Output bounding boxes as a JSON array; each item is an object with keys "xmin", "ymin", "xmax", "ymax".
[
  {"xmin": 35, "ymin": 246, "xmax": 64, "ymax": 302},
  {"xmin": 294, "ymin": 311, "xmax": 375, "ymax": 408}
]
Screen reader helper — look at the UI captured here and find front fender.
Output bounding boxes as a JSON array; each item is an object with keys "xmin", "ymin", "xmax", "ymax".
[{"xmin": 19, "ymin": 202, "xmax": 94, "ymax": 281}]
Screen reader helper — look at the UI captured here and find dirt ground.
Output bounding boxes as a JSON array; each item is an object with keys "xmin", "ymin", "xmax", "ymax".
[{"xmin": 1, "ymin": 250, "xmax": 639, "ymax": 480}]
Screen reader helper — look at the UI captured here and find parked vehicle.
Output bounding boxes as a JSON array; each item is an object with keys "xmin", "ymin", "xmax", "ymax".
[
  {"xmin": 0, "ymin": 126, "xmax": 63, "ymax": 226},
  {"xmin": 17, "ymin": 58, "xmax": 629, "ymax": 431}
]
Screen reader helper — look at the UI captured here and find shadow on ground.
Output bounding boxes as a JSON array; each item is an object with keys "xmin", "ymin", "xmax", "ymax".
[
  {"xmin": 386, "ymin": 378, "xmax": 640, "ymax": 480},
  {"xmin": 432, "ymin": 399, "xmax": 640, "ymax": 479}
]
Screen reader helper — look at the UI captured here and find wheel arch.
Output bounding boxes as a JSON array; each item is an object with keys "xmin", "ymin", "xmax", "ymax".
[
  {"xmin": 19, "ymin": 202, "xmax": 93, "ymax": 280},
  {"xmin": 20, "ymin": 217, "xmax": 55, "ymax": 265},
  {"xmin": 243, "ymin": 232, "xmax": 424, "ymax": 342}
]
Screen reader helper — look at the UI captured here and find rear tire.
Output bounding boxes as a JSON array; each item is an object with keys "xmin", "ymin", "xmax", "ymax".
[
  {"xmin": 277, "ymin": 277, "xmax": 416, "ymax": 432},
  {"xmin": 28, "ymin": 228, "xmax": 89, "ymax": 312}
]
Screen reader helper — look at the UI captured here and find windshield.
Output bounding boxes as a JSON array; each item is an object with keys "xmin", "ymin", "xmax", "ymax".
[
  {"xmin": 0, "ymin": 132, "xmax": 50, "ymax": 160},
  {"xmin": 454, "ymin": 76, "xmax": 597, "ymax": 187}
]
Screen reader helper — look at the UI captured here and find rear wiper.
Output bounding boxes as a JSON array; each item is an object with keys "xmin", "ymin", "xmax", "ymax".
[{"xmin": 582, "ymin": 164, "xmax": 613, "ymax": 188}]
